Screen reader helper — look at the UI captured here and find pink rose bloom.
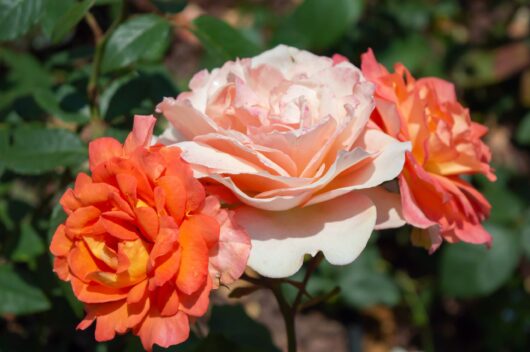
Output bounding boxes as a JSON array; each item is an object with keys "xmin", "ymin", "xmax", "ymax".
[{"xmin": 157, "ymin": 45, "xmax": 410, "ymax": 278}]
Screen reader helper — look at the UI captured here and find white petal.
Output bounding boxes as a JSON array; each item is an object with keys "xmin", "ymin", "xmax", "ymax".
[
  {"xmin": 360, "ymin": 186, "xmax": 406, "ymax": 230},
  {"xmin": 234, "ymin": 192, "xmax": 376, "ymax": 278}
]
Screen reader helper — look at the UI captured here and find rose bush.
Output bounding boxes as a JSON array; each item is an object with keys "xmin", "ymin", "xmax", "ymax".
[
  {"xmin": 157, "ymin": 45, "xmax": 410, "ymax": 278},
  {"xmin": 49, "ymin": 115, "xmax": 250, "ymax": 350},
  {"xmin": 361, "ymin": 50, "xmax": 496, "ymax": 251}
]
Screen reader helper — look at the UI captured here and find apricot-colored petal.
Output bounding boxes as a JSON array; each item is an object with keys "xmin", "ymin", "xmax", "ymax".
[
  {"xmin": 155, "ymin": 283, "xmax": 180, "ymax": 317},
  {"xmin": 135, "ymin": 310, "xmax": 190, "ymax": 351},
  {"xmin": 100, "ymin": 216, "xmax": 138, "ymax": 241},
  {"xmin": 71, "ymin": 276, "xmax": 128, "ymax": 303},
  {"xmin": 305, "ymin": 132, "xmax": 409, "ymax": 206},
  {"xmin": 150, "ymin": 216, "xmax": 179, "ymax": 264},
  {"xmin": 50, "ymin": 225, "xmax": 72, "ymax": 256},
  {"xmin": 185, "ymin": 214, "xmax": 219, "ymax": 249},
  {"xmin": 108, "ymin": 192, "xmax": 135, "ymax": 217},
  {"xmin": 127, "ymin": 279, "xmax": 148, "ymax": 305},
  {"xmin": 176, "ymin": 218, "xmax": 209, "ymax": 295},
  {"xmin": 75, "ymin": 182, "xmax": 112, "ymax": 206},
  {"xmin": 399, "ymin": 171, "xmax": 439, "ymax": 229},
  {"xmin": 152, "ymin": 248, "xmax": 181, "ymax": 288},
  {"xmin": 134, "ymin": 206, "xmax": 159, "ymax": 242},
  {"xmin": 117, "ymin": 239, "xmax": 149, "ymax": 282},
  {"xmin": 179, "ymin": 275, "xmax": 212, "ymax": 317},
  {"xmin": 53, "ymin": 257, "xmax": 70, "ymax": 281},
  {"xmin": 235, "ymin": 192, "xmax": 376, "ymax": 278},
  {"xmin": 452, "ymin": 222, "xmax": 492, "ymax": 245},
  {"xmin": 89, "ymin": 137, "xmax": 123, "ymax": 171},
  {"xmin": 66, "ymin": 206, "xmax": 101, "ymax": 233},
  {"xmin": 60, "ymin": 188, "xmax": 81, "ymax": 214},
  {"xmin": 68, "ymin": 241, "xmax": 102, "ymax": 281},
  {"xmin": 127, "ymin": 284, "xmax": 150, "ymax": 328},
  {"xmin": 83, "ymin": 236, "xmax": 118, "ymax": 269},
  {"xmin": 124, "ymin": 115, "xmax": 157, "ymax": 153},
  {"xmin": 84, "ymin": 300, "xmax": 129, "ymax": 341},
  {"xmin": 156, "ymin": 176, "xmax": 187, "ymax": 223},
  {"xmin": 116, "ymin": 173, "xmax": 138, "ymax": 206}
]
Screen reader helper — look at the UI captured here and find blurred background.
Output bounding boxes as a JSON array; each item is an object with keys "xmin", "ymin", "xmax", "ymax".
[{"xmin": 1, "ymin": 0, "xmax": 529, "ymax": 351}]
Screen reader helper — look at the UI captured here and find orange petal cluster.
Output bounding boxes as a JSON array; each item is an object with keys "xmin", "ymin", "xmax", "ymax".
[
  {"xmin": 361, "ymin": 50, "xmax": 496, "ymax": 251},
  {"xmin": 49, "ymin": 115, "xmax": 250, "ymax": 350}
]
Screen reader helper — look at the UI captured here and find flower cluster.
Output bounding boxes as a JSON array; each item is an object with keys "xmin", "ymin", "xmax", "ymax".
[{"xmin": 50, "ymin": 45, "xmax": 495, "ymax": 350}]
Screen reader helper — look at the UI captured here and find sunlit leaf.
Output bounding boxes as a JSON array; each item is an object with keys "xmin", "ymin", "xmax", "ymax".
[{"xmin": 102, "ymin": 14, "xmax": 171, "ymax": 72}]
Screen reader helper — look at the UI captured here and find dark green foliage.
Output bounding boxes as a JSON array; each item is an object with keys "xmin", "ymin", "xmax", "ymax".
[{"xmin": 0, "ymin": 0, "xmax": 528, "ymax": 351}]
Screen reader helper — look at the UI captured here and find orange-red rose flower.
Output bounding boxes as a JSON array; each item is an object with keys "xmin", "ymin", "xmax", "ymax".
[
  {"xmin": 360, "ymin": 50, "xmax": 496, "ymax": 251},
  {"xmin": 49, "ymin": 115, "xmax": 250, "ymax": 351}
]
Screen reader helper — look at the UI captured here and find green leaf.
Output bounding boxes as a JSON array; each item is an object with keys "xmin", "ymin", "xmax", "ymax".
[
  {"xmin": 42, "ymin": 0, "xmax": 95, "ymax": 42},
  {"xmin": 208, "ymin": 305, "xmax": 280, "ymax": 352},
  {"xmin": 305, "ymin": 247, "xmax": 399, "ymax": 309},
  {"xmin": 0, "ymin": 127, "xmax": 7, "ymax": 176},
  {"xmin": 99, "ymin": 67, "xmax": 177, "ymax": 121},
  {"xmin": 102, "ymin": 14, "xmax": 171, "ymax": 72},
  {"xmin": 440, "ymin": 224, "xmax": 520, "ymax": 298},
  {"xmin": 482, "ymin": 182, "xmax": 524, "ymax": 224},
  {"xmin": 516, "ymin": 112, "xmax": 530, "ymax": 146},
  {"xmin": 337, "ymin": 247, "xmax": 399, "ymax": 308},
  {"xmin": 41, "ymin": 0, "xmax": 73, "ymax": 39},
  {"xmin": 0, "ymin": 264, "xmax": 51, "ymax": 315},
  {"xmin": 193, "ymin": 15, "xmax": 261, "ymax": 65},
  {"xmin": 10, "ymin": 220, "xmax": 45, "ymax": 263},
  {"xmin": 379, "ymin": 34, "xmax": 443, "ymax": 77},
  {"xmin": 0, "ymin": 48, "xmax": 53, "ymax": 111},
  {"xmin": 271, "ymin": 0, "xmax": 363, "ymax": 50},
  {"xmin": 34, "ymin": 88, "xmax": 89, "ymax": 123},
  {"xmin": 0, "ymin": 0, "xmax": 43, "ymax": 41},
  {"xmin": 3, "ymin": 125, "xmax": 87, "ymax": 175}
]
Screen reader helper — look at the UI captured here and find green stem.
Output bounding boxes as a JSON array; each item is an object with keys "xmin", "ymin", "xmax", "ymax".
[
  {"xmin": 271, "ymin": 282, "xmax": 297, "ymax": 352},
  {"xmin": 292, "ymin": 252, "xmax": 323, "ymax": 311},
  {"xmin": 86, "ymin": 1, "xmax": 125, "ymax": 121},
  {"xmin": 240, "ymin": 253, "xmax": 326, "ymax": 352}
]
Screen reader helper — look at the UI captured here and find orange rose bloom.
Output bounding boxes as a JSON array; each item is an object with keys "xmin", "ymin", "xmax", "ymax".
[
  {"xmin": 49, "ymin": 116, "xmax": 250, "ymax": 350},
  {"xmin": 361, "ymin": 50, "xmax": 496, "ymax": 251}
]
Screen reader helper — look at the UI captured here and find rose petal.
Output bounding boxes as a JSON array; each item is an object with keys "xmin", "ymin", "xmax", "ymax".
[
  {"xmin": 135, "ymin": 310, "xmax": 190, "ymax": 351},
  {"xmin": 235, "ymin": 192, "xmax": 376, "ymax": 278},
  {"xmin": 89, "ymin": 138, "xmax": 123, "ymax": 171}
]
